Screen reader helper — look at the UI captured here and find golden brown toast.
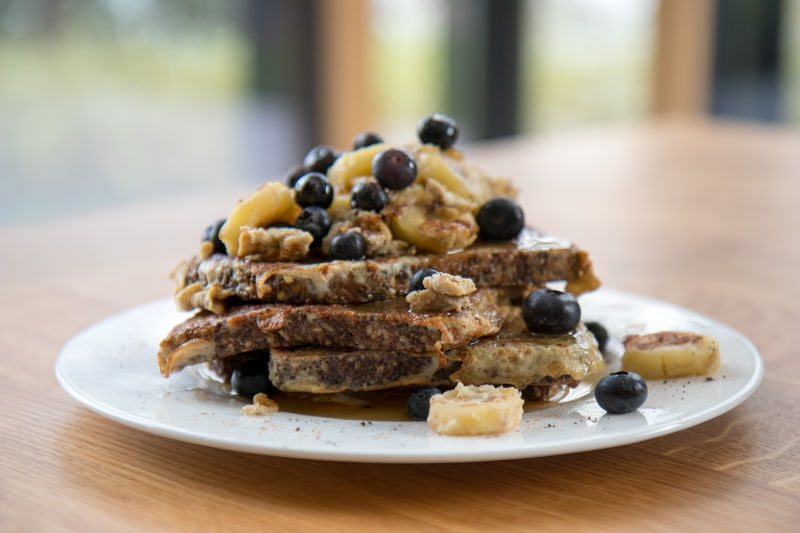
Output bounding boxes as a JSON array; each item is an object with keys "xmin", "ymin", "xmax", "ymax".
[
  {"xmin": 267, "ymin": 313, "xmax": 602, "ymax": 394},
  {"xmin": 158, "ymin": 289, "xmax": 502, "ymax": 376},
  {"xmin": 158, "ymin": 118, "xmax": 605, "ymax": 404},
  {"xmin": 174, "ymin": 228, "xmax": 599, "ymax": 313}
]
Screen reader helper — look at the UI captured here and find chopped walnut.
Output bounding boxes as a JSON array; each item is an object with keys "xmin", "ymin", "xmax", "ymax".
[
  {"xmin": 406, "ymin": 290, "xmax": 469, "ymax": 314},
  {"xmin": 425, "ymin": 178, "xmax": 477, "ymax": 215},
  {"xmin": 241, "ymin": 393, "xmax": 279, "ymax": 416},
  {"xmin": 238, "ymin": 227, "xmax": 313, "ymax": 261},
  {"xmin": 192, "ymin": 283, "xmax": 226, "ymax": 314},
  {"xmin": 175, "ymin": 282, "xmax": 203, "ymax": 311},
  {"xmin": 380, "ymin": 239, "xmax": 415, "ymax": 257},
  {"xmin": 407, "ymin": 273, "xmax": 476, "ymax": 313},
  {"xmin": 198, "ymin": 240, "xmax": 215, "ymax": 260},
  {"xmin": 423, "ymin": 272, "xmax": 476, "ymax": 296},
  {"xmin": 323, "ymin": 211, "xmax": 409, "ymax": 257},
  {"xmin": 175, "ymin": 280, "xmax": 226, "ymax": 314}
]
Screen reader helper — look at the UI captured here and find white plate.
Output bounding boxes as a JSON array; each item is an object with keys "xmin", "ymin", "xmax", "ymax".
[{"xmin": 55, "ymin": 289, "xmax": 763, "ymax": 463}]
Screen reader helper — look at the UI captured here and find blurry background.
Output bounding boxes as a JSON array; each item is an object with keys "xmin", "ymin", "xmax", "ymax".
[{"xmin": 1, "ymin": 0, "xmax": 798, "ymax": 225}]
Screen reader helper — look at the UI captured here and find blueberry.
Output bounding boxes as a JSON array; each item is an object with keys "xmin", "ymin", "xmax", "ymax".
[
  {"xmin": 372, "ymin": 148, "xmax": 417, "ymax": 190},
  {"xmin": 585, "ymin": 321, "xmax": 609, "ymax": 352},
  {"xmin": 409, "ymin": 268, "xmax": 438, "ymax": 292},
  {"xmin": 476, "ymin": 198, "xmax": 525, "ymax": 241},
  {"xmin": 295, "ymin": 206, "xmax": 331, "ymax": 244},
  {"xmin": 329, "ymin": 231, "xmax": 366, "ymax": 260},
  {"xmin": 202, "ymin": 218, "xmax": 227, "ymax": 255},
  {"xmin": 303, "ymin": 145, "xmax": 340, "ymax": 173},
  {"xmin": 417, "ymin": 113, "xmax": 458, "ymax": 150},
  {"xmin": 294, "ymin": 172, "xmax": 334, "ymax": 208},
  {"xmin": 407, "ymin": 386, "xmax": 442, "ymax": 420},
  {"xmin": 522, "ymin": 288, "xmax": 581, "ymax": 335},
  {"xmin": 231, "ymin": 358, "xmax": 275, "ymax": 398},
  {"xmin": 350, "ymin": 181, "xmax": 389, "ymax": 212},
  {"xmin": 352, "ymin": 131, "xmax": 383, "ymax": 150},
  {"xmin": 594, "ymin": 371, "xmax": 648, "ymax": 414},
  {"xmin": 285, "ymin": 163, "xmax": 307, "ymax": 188},
  {"xmin": 267, "ymin": 221, "xmax": 293, "ymax": 229}
]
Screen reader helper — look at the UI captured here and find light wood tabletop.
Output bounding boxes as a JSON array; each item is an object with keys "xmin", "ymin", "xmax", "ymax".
[{"xmin": 2, "ymin": 119, "xmax": 798, "ymax": 531}]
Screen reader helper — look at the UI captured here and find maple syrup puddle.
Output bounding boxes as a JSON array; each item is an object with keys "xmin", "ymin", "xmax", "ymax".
[
  {"xmin": 247, "ymin": 384, "xmax": 588, "ymax": 422},
  {"xmin": 192, "ymin": 366, "xmax": 599, "ymax": 422}
]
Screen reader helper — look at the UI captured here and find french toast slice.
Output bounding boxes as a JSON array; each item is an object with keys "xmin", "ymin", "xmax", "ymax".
[
  {"xmin": 447, "ymin": 309, "xmax": 604, "ymax": 389},
  {"xmin": 173, "ymin": 228, "xmax": 600, "ymax": 313},
  {"xmin": 268, "ymin": 318, "xmax": 602, "ymax": 394},
  {"xmin": 158, "ymin": 289, "xmax": 503, "ymax": 376},
  {"xmin": 268, "ymin": 349, "xmax": 457, "ymax": 394},
  {"xmin": 158, "ymin": 114, "xmax": 606, "ymax": 411}
]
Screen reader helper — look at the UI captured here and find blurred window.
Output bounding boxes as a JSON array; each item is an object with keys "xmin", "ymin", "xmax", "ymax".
[
  {"xmin": 789, "ymin": 0, "xmax": 800, "ymax": 124},
  {"xmin": 0, "ymin": 0, "xmax": 253, "ymax": 223},
  {"xmin": 2, "ymin": 0, "xmax": 797, "ymax": 226},
  {"xmin": 522, "ymin": 0, "xmax": 658, "ymax": 132},
  {"xmin": 366, "ymin": 0, "xmax": 659, "ymax": 139},
  {"xmin": 368, "ymin": 0, "xmax": 449, "ymax": 141},
  {"xmin": 711, "ymin": 0, "xmax": 785, "ymax": 121}
]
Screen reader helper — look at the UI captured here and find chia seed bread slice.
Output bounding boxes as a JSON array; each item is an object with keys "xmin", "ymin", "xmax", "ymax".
[
  {"xmin": 210, "ymin": 352, "xmax": 580, "ymax": 403},
  {"xmin": 446, "ymin": 310, "xmax": 604, "ymax": 389},
  {"xmin": 268, "ymin": 349, "xmax": 457, "ymax": 394},
  {"xmin": 268, "ymin": 314, "xmax": 603, "ymax": 394},
  {"xmin": 172, "ymin": 228, "xmax": 600, "ymax": 313},
  {"xmin": 158, "ymin": 289, "xmax": 503, "ymax": 377}
]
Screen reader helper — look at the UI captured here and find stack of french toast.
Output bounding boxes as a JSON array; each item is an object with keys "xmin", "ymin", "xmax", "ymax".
[{"xmin": 157, "ymin": 114, "xmax": 605, "ymax": 404}]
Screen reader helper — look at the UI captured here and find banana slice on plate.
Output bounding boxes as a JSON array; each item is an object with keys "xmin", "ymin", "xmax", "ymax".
[
  {"xmin": 622, "ymin": 331, "xmax": 721, "ymax": 380},
  {"xmin": 427, "ymin": 383, "xmax": 523, "ymax": 436}
]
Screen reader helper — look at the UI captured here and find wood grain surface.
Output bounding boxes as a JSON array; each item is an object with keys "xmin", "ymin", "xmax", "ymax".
[{"xmin": 1, "ymin": 119, "xmax": 798, "ymax": 531}]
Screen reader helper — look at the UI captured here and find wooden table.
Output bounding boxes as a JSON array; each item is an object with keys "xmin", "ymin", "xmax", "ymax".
[{"xmin": 2, "ymin": 120, "xmax": 798, "ymax": 531}]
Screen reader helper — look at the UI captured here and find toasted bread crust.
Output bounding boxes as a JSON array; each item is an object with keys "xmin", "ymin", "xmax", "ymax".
[
  {"xmin": 269, "ymin": 349, "xmax": 457, "ymax": 394},
  {"xmin": 209, "ymin": 352, "xmax": 581, "ymax": 401},
  {"xmin": 158, "ymin": 290, "xmax": 503, "ymax": 376},
  {"xmin": 173, "ymin": 228, "xmax": 600, "ymax": 312},
  {"xmin": 268, "ymin": 313, "xmax": 603, "ymax": 394}
]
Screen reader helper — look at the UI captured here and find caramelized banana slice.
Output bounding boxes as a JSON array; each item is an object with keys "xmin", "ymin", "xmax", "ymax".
[
  {"xmin": 327, "ymin": 143, "xmax": 389, "ymax": 192},
  {"xmin": 622, "ymin": 331, "xmax": 721, "ymax": 379},
  {"xmin": 219, "ymin": 183, "xmax": 300, "ymax": 256},
  {"xmin": 386, "ymin": 181, "xmax": 478, "ymax": 253},
  {"xmin": 412, "ymin": 144, "xmax": 474, "ymax": 199},
  {"xmin": 427, "ymin": 383, "xmax": 523, "ymax": 436},
  {"xmin": 388, "ymin": 203, "xmax": 478, "ymax": 253}
]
